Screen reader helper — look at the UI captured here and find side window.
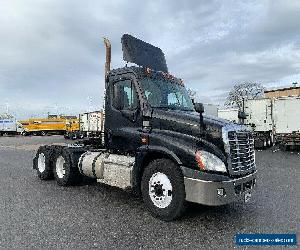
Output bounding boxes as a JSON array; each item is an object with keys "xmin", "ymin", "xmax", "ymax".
[
  {"xmin": 168, "ymin": 93, "xmax": 179, "ymax": 105},
  {"xmin": 112, "ymin": 80, "xmax": 138, "ymax": 110},
  {"xmin": 168, "ymin": 92, "xmax": 188, "ymax": 106}
]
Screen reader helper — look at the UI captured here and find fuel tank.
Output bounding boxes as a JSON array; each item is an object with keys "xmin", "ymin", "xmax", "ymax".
[{"xmin": 78, "ymin": 151, "xmax": 135, "ymax": 189}]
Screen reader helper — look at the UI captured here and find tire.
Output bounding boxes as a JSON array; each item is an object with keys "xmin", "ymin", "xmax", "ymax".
[
  {"xmin": 141, "ymin": 159, "xmax": 186, "ymax": 221},
  {"xmin": 53, "ymin": 147, "xmax": 83, "ymax": 186},
  {"xmin": 41, "ymin": 131, "xmax": 47, "ymax": 136},
  {"xmin": 71, "ymin": 133, "xmax": 77, "ymax": 140},
  {"xmin": 33, "ymin": 146, "xmax": 54, "ymax": 180},
  {"xmin": 269, "ymin": 134, "xmax": 274, "ymax": 147},
  {"xmin": 21, "ymin": 131, "xmax": 28, "ymax": 136},
  {"xmin": 263, "ymin": 139, "xmax": 267, "ymax": 149}
]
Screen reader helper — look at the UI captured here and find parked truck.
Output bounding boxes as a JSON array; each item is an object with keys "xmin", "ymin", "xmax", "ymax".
[
  {"xmin": 273, "ymin": 96, "xmax": 300, "ymax": 149},
  {"xmin": 33, "ymin": 34, "xmax": 257, "ymax": 220},
  {"xmin": 64, "ymin": 118, "xmax": 81, "ymax": 140},
  {"xmin": 218, "ymin": 108, "xmax": 240, "ymax": 123},
  {"xmin": 203, "ymin": 103, "xmax": 218, "ymax": 116},
  {"xmin": 243, "ymin": 98, "xmax": 273, "ymax": 148},
  {"xmin": 20, "ymin": 115, "xmax": 78, "ymax": 136},
  {"xmin": 64, "ymin": 111, "xmax": 104, "ymax": 140},
  {"xmin": 220, "ymin": 97, "xmax": 300, "ymax": 149},
  {"xmin": 0, "ymin": 114, "xmax": 23, "ymax": 136}
]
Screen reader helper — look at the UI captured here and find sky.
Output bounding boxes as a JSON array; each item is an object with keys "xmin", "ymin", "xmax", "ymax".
[{"xmin": 1, "ymin": 0, "xmax": 300, "ymax": 119}]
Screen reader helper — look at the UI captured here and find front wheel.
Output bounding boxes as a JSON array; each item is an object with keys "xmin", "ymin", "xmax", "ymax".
[{"xmin": 141, "ymin": 159, "xmax": 186, "ymax": 221}]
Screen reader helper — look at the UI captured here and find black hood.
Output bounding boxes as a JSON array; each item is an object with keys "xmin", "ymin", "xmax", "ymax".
[{"xmin": 151, "ymin": 109, "xmax": 231, "ymax": 151}]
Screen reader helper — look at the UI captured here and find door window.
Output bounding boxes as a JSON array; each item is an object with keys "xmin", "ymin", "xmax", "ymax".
[{"xmin": 112, "ymin": 80, "xmax": 138, "ymax": 110}]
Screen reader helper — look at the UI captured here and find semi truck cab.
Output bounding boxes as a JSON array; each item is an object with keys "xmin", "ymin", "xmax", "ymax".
[{"xmin": 33, "ymin": 34, "xmax": 257, "ymax": 221}]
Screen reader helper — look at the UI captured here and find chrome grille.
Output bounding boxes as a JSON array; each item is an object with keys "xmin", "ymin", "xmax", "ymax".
[{"xmin": 227, "ymin": 131, "xmax": 255, "ymax": 174}]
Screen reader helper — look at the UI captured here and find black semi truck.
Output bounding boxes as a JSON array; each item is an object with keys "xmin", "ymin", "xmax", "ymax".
[{"xmin": 33, "ymin": 35, "xmax": 257, "ymax": 221}]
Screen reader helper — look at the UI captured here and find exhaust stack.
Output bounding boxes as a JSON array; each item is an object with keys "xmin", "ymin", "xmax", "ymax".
[{"xmin": 103, "ymin": 37, "xmax": 111, "ymax": 83}]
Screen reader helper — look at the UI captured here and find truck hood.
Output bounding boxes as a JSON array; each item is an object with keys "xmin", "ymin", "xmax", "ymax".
[{"xmin": 151, "ymin": 109, "xmax": 233, "ymax": 151}]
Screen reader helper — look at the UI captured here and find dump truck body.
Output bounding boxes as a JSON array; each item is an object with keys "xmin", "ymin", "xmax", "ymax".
[{"xmin": 20, "ymin": 117, "xmax": 77, "ymax": 135}]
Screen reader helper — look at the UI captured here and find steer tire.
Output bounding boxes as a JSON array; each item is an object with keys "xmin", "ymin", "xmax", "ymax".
[
  {"xmin": 141, "ymin": 159, "xmax": 186, "ymax": 221},
  {"xmin": 33, "ymin": 146, "xmax": 54, "ymax": 180},
  {"xmin": 53, "ymin": 147, "xmax": 83, "ymax": 186}
]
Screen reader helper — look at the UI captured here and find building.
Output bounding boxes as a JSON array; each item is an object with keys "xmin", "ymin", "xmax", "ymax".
[{"xmin": 265, "ymin": 83, "xmax": 300, "ymax": 98}]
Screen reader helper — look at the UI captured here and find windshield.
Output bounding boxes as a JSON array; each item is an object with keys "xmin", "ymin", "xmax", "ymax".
[{"xmin": 139, "ymin": 77, "xmax": 195, "ymax": 111}]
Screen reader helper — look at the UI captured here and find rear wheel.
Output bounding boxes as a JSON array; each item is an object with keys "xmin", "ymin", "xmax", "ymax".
[
  {"xmin": 33, "ymin": 146, "xmax": 54, "ymax": 180},
  {"xmin": 141, "ymin": 159, "xmax": 186, "ymax": 221},
  {"xmin": 71, "ymin": 133, "xmax": 77, "ymax": 140},
  {"xmin": 53, "ymin": 147, "xmax": 83, "ymax": 186},
  {"xmin": 22, "ymin": 131, "xmax": 29, "ymax": 136}
]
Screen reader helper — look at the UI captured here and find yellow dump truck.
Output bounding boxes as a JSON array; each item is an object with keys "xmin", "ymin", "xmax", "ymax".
[
  {"xmin": 19, "ymin": 115, "xmax": 79, "ymax": 136},
  {"xmin": 64, "ymin": 118, "xmax": 82, "ymax": 139}
]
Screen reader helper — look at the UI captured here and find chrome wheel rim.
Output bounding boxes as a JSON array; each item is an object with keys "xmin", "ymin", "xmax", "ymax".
[
  {"xmin": 37, "ymin": 153, "xmax": 46, "ymax": 173},
  {"xmin": 149, "ymin": 172, "xmax": 173, "ymax": 208},
  {"xmin": 56, "ymin": 156, "xmax": 66, "ymax": 179}
]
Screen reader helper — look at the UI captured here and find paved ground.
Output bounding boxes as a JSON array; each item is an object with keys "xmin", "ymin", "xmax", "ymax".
[{"xmin": 0, "ymin": 136, "xmax": 299, "ymax": 249}]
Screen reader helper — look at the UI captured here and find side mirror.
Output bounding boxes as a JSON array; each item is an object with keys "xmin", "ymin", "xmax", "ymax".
[
  {"xmin": 238, "ymin": 111, "xmax": 246, "ymax": 120},
  {"xmin": 194, "ymin": 103, "xmax": 204, "ymax": 113}
]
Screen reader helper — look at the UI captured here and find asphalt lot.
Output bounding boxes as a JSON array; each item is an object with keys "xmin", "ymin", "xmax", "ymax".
[{"xmin": 0, "ymin": 136, "xmax": 299, "ymax": 249}]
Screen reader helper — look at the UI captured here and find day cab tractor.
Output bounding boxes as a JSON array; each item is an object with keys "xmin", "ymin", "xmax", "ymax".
[{"xmin": 33, "ymin": 34, "xmax": 257, "ymax": 221}]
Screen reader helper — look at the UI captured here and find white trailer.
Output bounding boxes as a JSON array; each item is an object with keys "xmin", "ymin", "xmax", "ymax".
[
  {"xmin": 0, "ymin": 115, "xmax": 23, "ymax": 136},
  {"xmin": 273, "ymin": 96, "xmax": 300, "ymax": 147},
  {"xmin": 80, "ymin": 111, "xmax": 104, "ymax": 138},
  {"xmin": 203, "ymin": 104, "xmax": 218, "ymax": 117},
  {"xmin": 243, "ymin": 98, "xmax": 273, "ymax": 148},
  {"xmin": 217, "ymin": 108, "xmax": 239, "ymax": 123}
]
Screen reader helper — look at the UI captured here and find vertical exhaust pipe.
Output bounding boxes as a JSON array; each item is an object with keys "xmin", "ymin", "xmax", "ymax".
[{"xmin": 103, "ymin": 37, "xmax": 111, "ymax": 88}]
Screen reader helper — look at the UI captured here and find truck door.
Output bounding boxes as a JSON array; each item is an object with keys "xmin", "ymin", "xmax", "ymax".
[{"xmin": 105, "ymin": 77, "xmax": 142, "ymax": 152}]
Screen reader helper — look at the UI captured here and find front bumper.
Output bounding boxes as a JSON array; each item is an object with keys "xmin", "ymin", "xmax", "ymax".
[{"xmin": 184, "ymin": 170, "xmax": 257, "ymax": 206}]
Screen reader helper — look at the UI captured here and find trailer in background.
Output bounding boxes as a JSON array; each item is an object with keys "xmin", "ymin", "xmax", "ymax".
[
  {"xmin": 273, "ymin": 96, "xmax": 300, "ymax": 149},
  {"xmin": 0, "ymin": 115, "xmax": 23, "ymax": 136},
  {"xmin": 80, "ymin": 111, "xmax": 104, "ymax": 137},
  {"xmin": 203, "ymin": 103, "xmax": 218, "ymax": 117},
  {"xmin": 217, "ymin": 108, "xmax": 240, "ymax": 123},
  {"xmin": 242, "ymin": 96, "xmax": 300, "ymax": 149},
  {"xmin": 65, "ymin": 111, "xmax": 104, "ymax": 140},
  {"xmin": 19, "ymin": 115, "xmax": 78, "ymax": 136},
  {"xmin": 243, "ymin": 98, "xmax": 273, "ymax": 148}
]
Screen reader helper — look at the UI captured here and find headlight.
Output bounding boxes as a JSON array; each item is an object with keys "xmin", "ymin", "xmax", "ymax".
[{"xmin": 195, "ymin": 150, "xmax": 227, "ymax": 173}]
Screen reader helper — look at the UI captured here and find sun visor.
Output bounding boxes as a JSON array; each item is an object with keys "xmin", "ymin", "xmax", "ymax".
[{"xmin": 121, "ymin": 34, "xmax": 168, "ymax": 73}]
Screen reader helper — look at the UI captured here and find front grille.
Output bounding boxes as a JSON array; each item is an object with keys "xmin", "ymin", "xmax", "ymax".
[{"xmin": 227, "ymin": 131, "xmax": 255, "ymax": 174}]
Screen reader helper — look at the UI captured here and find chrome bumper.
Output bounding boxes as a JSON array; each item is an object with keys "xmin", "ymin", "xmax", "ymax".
[{"xmin": 184, "ymin": 171, "xmax": 257, "ymax": 206}]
